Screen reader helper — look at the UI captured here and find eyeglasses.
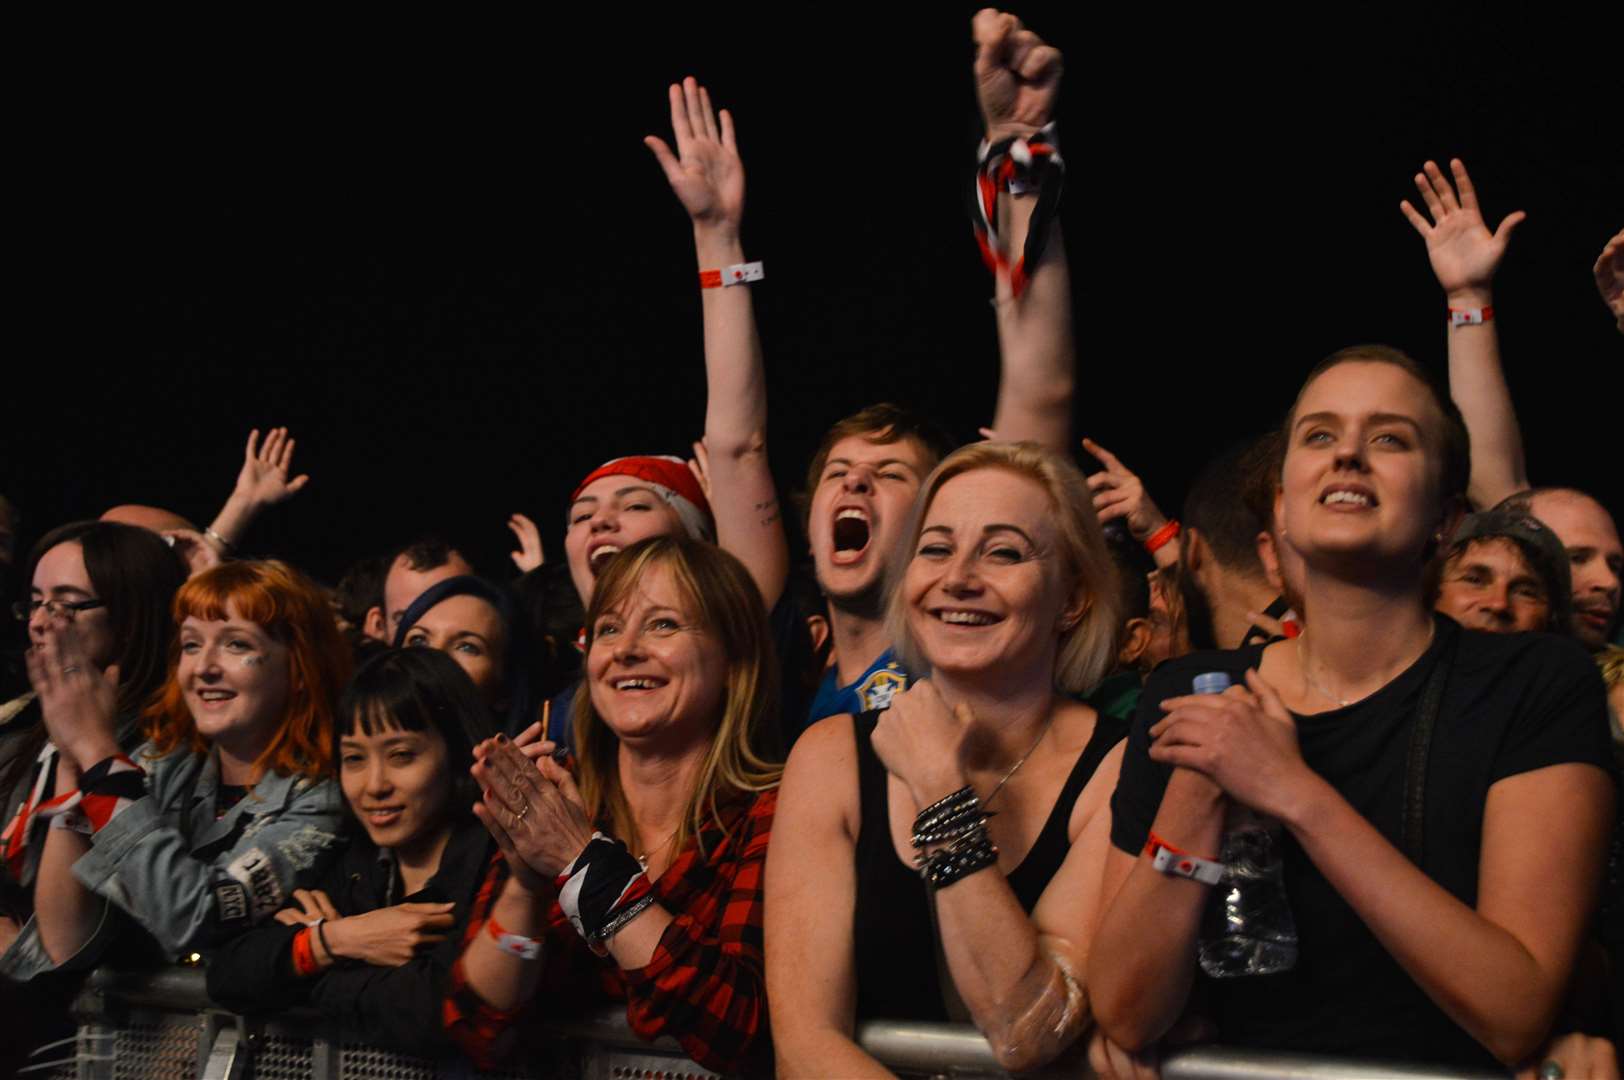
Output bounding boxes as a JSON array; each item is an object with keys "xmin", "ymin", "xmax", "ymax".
[{"xmin": 11, "ymin": 598, "xmax": 107, "ymax": 622}]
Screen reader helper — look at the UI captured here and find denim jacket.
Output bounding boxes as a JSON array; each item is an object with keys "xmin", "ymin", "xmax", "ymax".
[{"xmin": 1, "ymin": 742, "xmax": 342, "ymax": 982}]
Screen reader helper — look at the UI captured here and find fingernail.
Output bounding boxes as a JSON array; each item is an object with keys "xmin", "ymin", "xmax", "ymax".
[{"xmin": 495, "ymin": 734, "xmax": 508, "ymax": 745}]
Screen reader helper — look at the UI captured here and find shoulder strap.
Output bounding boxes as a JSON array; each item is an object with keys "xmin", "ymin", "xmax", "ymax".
[{"xmin": 1401, "ymin": 622, "xmax": 1458, "ymax": 865}]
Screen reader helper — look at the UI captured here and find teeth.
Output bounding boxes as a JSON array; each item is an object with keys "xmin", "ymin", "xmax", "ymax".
[
  {"xmin": 938, "ymin": 610, "xmax": 997, "ymax": 626},
  {"xmin": 836, "ymin": 509, "xmax": 869, "ymax": 523},
  {"xmin": 615, "ymin": 678, "xmax": 658, "ymax": 690},
  {"xmin": 1322, "ymin": 490, "xmax": 1372, "ymax": 506},
  {"xmin": 198, "ymin": 691, "xmax": 235, "ymax": 701}
]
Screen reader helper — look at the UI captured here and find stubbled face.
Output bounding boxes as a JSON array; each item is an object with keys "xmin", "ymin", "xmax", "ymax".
[
  {"xmin": 1143, "ymin": 569, "xmax": 1186, "ymax": 668},
  {"xmin": 1530, "ymin": 492, "xmax": 1622, "ymax": 650},
  {"xmin": 383, "ymin": 552, "xmax": 473, "ymax": 639},
  {"xmin": 178, "ymin": 601, "xmax": 291, "ymax": 758},
  {"xmin": 809, "ymin": 434, "xmax": 933, "ymax": 609},
  {"xmin": 401, "ymin": 594, "xmax": 507, "ymax": 703},
  {"xmin": 902, "ymin": 468, "xmax": 1073, "ymax": 681},
  {"xmin": 587, "ymin": 563, "xmax": 726, "ymax": 748},
  {"xmin": 1279, "ymin": 363, "xmax": 1441, "ymax": 571},
  {"xmin": 29, "ymin": 542, "xmax": 116, "ymax": 669},
  {"xmin": 340, "ymin": 720, "xmax": 452, "ymax": 854},
  {"xmin": 565, "ymin": 477, "xmax": 684, "ymax": 607},
  {"xmin": 1435, "ymin": 538, "xmax": 1552, "ymax": 633}
]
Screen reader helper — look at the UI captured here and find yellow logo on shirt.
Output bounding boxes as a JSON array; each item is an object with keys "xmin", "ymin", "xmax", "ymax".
[{"xmin": 859, "ymin": 666, "xmax": 908, "ymax": 711}]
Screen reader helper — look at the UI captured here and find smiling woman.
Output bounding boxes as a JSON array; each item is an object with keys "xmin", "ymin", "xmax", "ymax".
[
  {"xmin": 207, "ymin": 648, "xmax": 499, "ymax": 1059},
  {"xmin": 769, "ymin": 440, "xmax": 1128, "ymax": 1076},
  {"xmin": 5, "ymin": 560, "xmax": 349, "ymax": 983}
]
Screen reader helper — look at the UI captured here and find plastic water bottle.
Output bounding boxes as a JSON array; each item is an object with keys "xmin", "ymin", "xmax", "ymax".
[{"xmin": 1189, "ymin": 671, "xmax": 1299, "ymax": 978}]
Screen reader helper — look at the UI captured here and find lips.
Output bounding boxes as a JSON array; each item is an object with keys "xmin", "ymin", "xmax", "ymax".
[
  {"xmin": 932, "ymin": 608, "xmax": 1001, "ymax": 627},
  {"xmin": 612, "ymin": 675, "xmax": 667, "ymax": 691},
  {"xmin": 588, "ymin": 544, "xmax": 622, "ymax": 577},
  {"xmin": 1319, "ymin": 484, "xmax": 1378, "ymax": 508},
  {"xmin": 830, "ymin": 507, "xmax": 872, "ymax": 565},
  {"xmin": 360, "ymin": 807, "xmax": 403, "ymax": 828},
  {"xmin": 193, "ymin": 689, "xmax": 237, "ymax": 707}
]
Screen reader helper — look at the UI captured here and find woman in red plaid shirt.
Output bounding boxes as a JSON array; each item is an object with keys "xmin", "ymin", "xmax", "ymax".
[{"xmin": 445, "ymin": 535, "xmax": 781, "ymax": 1074}]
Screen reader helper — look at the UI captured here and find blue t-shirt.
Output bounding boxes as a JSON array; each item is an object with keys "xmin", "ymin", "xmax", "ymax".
[{"xmin": 806, "ymin": 648, "xmax": 911, "ymax": 728}]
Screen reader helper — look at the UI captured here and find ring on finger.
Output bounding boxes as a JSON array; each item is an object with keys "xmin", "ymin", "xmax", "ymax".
[{"xmin": 515, "ymin": 799, "xmax": 530, "ymax": 822}]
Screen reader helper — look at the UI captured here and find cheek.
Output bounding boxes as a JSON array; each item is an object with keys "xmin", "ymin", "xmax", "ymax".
[{"xmin": 341, "ymin": 771, "xmax": 366, "ymax": 806}]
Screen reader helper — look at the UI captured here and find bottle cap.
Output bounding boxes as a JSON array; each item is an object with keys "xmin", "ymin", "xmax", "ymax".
[{"xmin": 1192, "ymin": 672, "xmax": 1232, "ymax": 696}]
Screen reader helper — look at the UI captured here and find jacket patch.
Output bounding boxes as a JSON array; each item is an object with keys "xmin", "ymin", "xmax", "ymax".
[
  {"xmin": 278, "ymin": 824, "xmax": 337, "ymax": 872},
  {"xmin": 226, "ymin": 848, "xmax": 284, "ymax": 919},
  {"xmin": 215, "ymin": 881, "xmax": 250, "ymax": 924}
]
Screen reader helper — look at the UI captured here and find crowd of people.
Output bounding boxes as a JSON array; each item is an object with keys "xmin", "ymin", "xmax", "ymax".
[{"xmin": 3, "ymin": 9, "xmax": 1622, "ymax": 1079}]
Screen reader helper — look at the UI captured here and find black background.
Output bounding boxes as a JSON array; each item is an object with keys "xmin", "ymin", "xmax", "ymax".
[{"xmin": 11, "ymin": 7, "xmax": 1620, "ymax": 583}]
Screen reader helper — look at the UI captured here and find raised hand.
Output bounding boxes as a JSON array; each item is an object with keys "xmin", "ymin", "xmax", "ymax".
[
  {"xmin": 870, "ymin": 680, "xmax": 975, "ymax": 807},
  {"xmin": 507, "ymin": 513, "xmax": 545, "ymax": 574},
  {"xmin": 321, "ymin": 901, "xmax": 457, "ymax": 968},
  {"xmin": 1082, "ymin": 437, "xmax": 1170, "ymax": 543},
  {"xmin": 972, "ymin": 8, "xmax": 1063, "ymax": 143},
  {"xmin": 1594, "ymin": 227, "xmax": 1624, "ymax": 334},
  {"xmin": 233, "ymin": 427, "xmax": 311, "ymax": 509},
  {"xmin": 26, "ymin": 621, "xmax": 121, "ymax": 772},
  {"xmin": 644, "ymin": 77, "xmax": 744, "ymax": 235},
  {"xmin": 1399, "ymin": 159, "xmax": 1526, "ymax": 303},
  {"xmin": 161, "ymin": 528, "xmax": 224, "ymax": 578}
]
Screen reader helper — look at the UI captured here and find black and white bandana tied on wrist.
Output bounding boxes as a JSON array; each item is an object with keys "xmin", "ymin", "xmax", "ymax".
[
  {"xmin": 554, "ymin": 831, "xmax": 654, "ymax": 947},
  {"xmin": 970, "ymin": 121, "xmax": 1065, "ymax": 297}
]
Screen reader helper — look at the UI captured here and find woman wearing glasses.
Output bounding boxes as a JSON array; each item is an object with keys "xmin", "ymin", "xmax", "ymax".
[{"xmin": 0, "ymin": 521, "xmax": 186, "ymax": 1071}]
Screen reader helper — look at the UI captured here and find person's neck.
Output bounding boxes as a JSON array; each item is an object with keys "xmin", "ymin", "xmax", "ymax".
[
  {"xmin": 827, "ymin": 603, "xmax": 892, "ymax": 687},
  {"xmin": 1294, "ymin": 566, "xmax": 1435, "ymax": 702},
  {"xmin": 618, "ymin": 740, "xmax": 707, "ymax": 852},
  {"xmin": 214, "ymin": 733, "xmax": 273, "ymax": 786},
  {"xmin": 394, "ymin": 819, "xmax": 455, "ymax": 897},
  {"xmin": 929, "ymin": 663, "xmax": 1059, "ymax": 774},
  {"xmin": 1211, "ymin": 571, "xmax": 1286, "ymax": 649}
]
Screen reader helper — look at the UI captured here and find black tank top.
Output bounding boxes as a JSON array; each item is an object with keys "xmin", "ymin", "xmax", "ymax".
[{"xmin": 850, "ymin": 707, "xmax": 1127, "ymax": 1022}]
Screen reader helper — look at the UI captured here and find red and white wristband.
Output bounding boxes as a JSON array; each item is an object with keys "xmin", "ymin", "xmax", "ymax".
[
  {"xmin": 487, "ymin": 915, "xmax": 541, "ymax": 960},
  {"xmin": 698, "ymin": 261, "xmax": 764, "ymax": 289},
  {"xmin": 1448, "ymin": 305, "xmax": 1493, "ymax": 327},
  {"xmin": 1145, "ymin": 831, "xmax": 1225, "ymax": 886}
]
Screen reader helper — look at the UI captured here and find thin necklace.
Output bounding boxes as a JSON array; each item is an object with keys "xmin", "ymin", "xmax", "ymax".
[
  {"xmin": 983, "ymin": 714, "xmax": 1055, "ymax": 810},
  {"xmin": 1296, "ymin": 638, "xmax": 1354, "ymax": 708},
  {"xmin": 636, "ymin": 826, "xmax": 680, "ymax": 870}
]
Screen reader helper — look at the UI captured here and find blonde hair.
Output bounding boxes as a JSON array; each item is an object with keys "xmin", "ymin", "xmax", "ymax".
[
  {"xmin": 574, "ymin": 536, "xmax": 782, "ymax": 857},
  {"xmin": 884, "ymin": 441, "xmax": 1120, "ymax": 696}
]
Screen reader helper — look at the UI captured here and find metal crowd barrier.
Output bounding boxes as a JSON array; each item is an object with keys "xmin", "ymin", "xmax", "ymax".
[{"xmin": 29, "ymin": 966, "xmax": 1505, "ymax": 1079}]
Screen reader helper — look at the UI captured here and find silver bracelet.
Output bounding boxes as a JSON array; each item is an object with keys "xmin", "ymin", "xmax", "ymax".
[{"xmin": 203, "ymin": 527, "xmax": 236, "ymax": 554}]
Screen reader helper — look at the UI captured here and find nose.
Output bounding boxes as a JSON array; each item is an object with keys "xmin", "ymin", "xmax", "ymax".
[
  {"xmin": 1479, "ymin": 581, "xmax": 1512, "ymax": 624},
  {"xmin": 612, "ymin": 626, "xmax": 648, "ymax": 663},
  {"xmin": 941, "ymin": 550, "xmax": 982, "ymax": 596},
  {"xmin": 841, "ymin": 466, "xmax": 874, "ymax": 495},
  {"xmin": 590, "ymin": 505, "xmax": 618, "ymax": 534},
  {"xmin": 1332, "ymin": 438, "xmax": 1368, "ymax": 472},
  {"xmin": 364, "ymin": 757, "xmax": 392, "ymax": 798}
]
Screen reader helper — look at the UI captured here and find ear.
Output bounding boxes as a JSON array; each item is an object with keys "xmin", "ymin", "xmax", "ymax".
[
  {"xmin": 1117, "ymin": 616, "xmax": 1152, "ymax": 669},
  {"xmin": 1182, "ymin": 528, "xmax": 1205, "ymax": 575},
  {"xmin": 1256, "ymin": 530, "xmax": 1285, "ymax": 594},
  {"xmin": 805, "ymin": 613, "xmax": 831, "ymax": 658},
  {"xmin": 1059, "ymin": 590, "xmax": 1093, "ymax": 633},
  {"xmin": 363, "ymin": 606, "xmax": 388, "ymax": 644}
]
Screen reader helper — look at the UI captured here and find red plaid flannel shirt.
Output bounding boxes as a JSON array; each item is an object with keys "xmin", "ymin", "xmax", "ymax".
[{"xmin": 446, "ymin": 787, "xmax": 776, "ymax": 1075}]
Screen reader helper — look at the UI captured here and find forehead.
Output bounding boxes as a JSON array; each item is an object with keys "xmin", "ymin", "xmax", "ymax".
[
  {"xmin": 825, "ymin": 433, "xmax": 931, "ymax": 473},
  {"xmin": 416, "ymin": 593, "xmax": 503, "ymax": 633},
  {"xmin": 573, "ymin": 476, "xmax": 663, "ymax": 503},
  {"xmin": 1294, "ymin": 361, "xmax": 1435, "ymax": 426},
  {"xmin": 1452, "ymin": 537, "xmax": 1536, "ymax": 576},
  {"xmin": 925, "ymin": 468, "xmax": 1053, "ymax": 529},
  {"xmin": 1530, "ymin": 493, "xmax": 1622, "ymax": 551},
  {"xmin": 180, "ymin": 600, "xmax": 265, "ymax": 634},
  {"xmin": 32, "ymin": 541, "xmax": 92, "ymax": 590},
  {"xmin": 603, "ymin": 562, "xmax": 692, "ymax": 616}
]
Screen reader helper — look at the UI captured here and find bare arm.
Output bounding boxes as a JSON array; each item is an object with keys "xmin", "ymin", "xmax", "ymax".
[
  {"xmin": 766, "ymin": 716, "xmax": 894, "ymax": 1078},
  {"xmin": 1086, "ymin": 767, "xmax": 1225, "ymax": 1050},
  {"xmin": 646, "ymin": 80, "xmax": 787, "ymax": 609},
  {"xmin": 205, "ymin": 427, "xmax": 311, "ymax": 551},
  {"xmin": 931, "ymin": 742, "xmax": 1125, "ymax": 1071},
  {"xmin": 1400, "ymin": 159, "xmax": 1528, "ymax": 508},
  {"xmin": 976, "ymin": 10, "xmax": 1074, "ymax": 452},
  {"xmin": 34, "ymin": 760, "xmax": 103, "ymax": 965}
]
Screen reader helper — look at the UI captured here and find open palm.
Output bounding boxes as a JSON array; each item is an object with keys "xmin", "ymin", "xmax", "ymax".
[
  {"xmin": 645, "ymin": 78, "xmax": 744, "ymax": 231},
  {"xmin": 1400, "ymin": 159, "xmax": 1525, "ymax": 296}
]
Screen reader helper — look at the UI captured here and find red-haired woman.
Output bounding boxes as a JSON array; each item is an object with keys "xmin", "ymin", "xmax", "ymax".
[{"xmin": 9, "ymin": 560, "xmax": 350, "ymax": 980}]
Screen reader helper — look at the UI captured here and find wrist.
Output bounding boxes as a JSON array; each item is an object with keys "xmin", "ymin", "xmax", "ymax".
[
  {"xmin": 1445, "ymin": 287, "xmax": 1493, "ymax": 308},
  {"xmin": 1166, "ymin": 766, "xmax": 1226, "ymax": 809},
  {"xmin": 320, "ymin": 917, "xmax": 351, "ymax": 960},
  {"xmin": 1272, "ymin": 769, "xmax": 1335, "ymax": 834},
  {"xmin": 692, "ymin": 228, "xmax": 744, "ymax": 265},
  {"xmin": 67, "ymin": 739, "xmax": 121, "ymax": 775},
  {"xmin": 909, "ymin": 770, "xmax": 970, "ymax": 810}
]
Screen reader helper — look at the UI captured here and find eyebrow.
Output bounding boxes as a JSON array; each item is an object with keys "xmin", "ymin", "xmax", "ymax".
[
  {"xmin": 33, "ymin": 585, "xmax": 94, "ymax": 598},
  {"xmin": 920, "ymin": 523, "xmax": 1039, "ymax": 545},
  {"xmin": 825, "ymin": 458, "xmax": 917, "ymax": 472},
  {"xmin": 570, "ymin": 485, "xmax": 663, "ymax": 509},
  {"xmin": 1293, "ymin": 410, "xmax": 1423, "ymax": 433}
]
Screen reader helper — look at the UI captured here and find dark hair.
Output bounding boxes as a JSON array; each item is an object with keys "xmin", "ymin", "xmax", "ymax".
[
  {"xmin": 26, "ymin": 521, "xmax": 187, "ymax": 717},
  {"xmin": 1283, "ymin": 345, "xmax": 1471, "ymax": 505},
  {"xmin": 1103, "ymin": 525, "xmax": 1153, "ymax": 624},
  {"xmin": 801, "ymin": 403, "xmax": 957, "ymax": 528},
  {"xmin": 514, "ymin": 561, "xmax": 586, "ymax": 701},
  {"xmin": 334, "ymin": 555, "xmax": 387, "ymax": 632},
  {"xmin": 338, "ymin": 648, "xmax": 495, "ymax": 818},
  {"xmin": 1491, "ymin": 486, "xmax": 1606, "ymax": 518},
  {"xmin": 392, "ymin": 536, "xmax": 463, "ymax": 574},
  {"xmin": 393, "ymin": 574, "xmax": 539, "ymax": 737},
  {"xmin": 1183, "ymin": 437, "xmax": 1276, "ymax": 579}
]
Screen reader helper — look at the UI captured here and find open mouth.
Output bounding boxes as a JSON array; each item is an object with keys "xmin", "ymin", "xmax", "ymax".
[
  {"xmin": 588, "ymin": 545, "xmax": 622, "ymax": 577},
  {"xmin": 1319, "ymin": 487, "xmax": 1377, "ymax": 508},
  {"xmin": 362, "ymin": 807, "xmax": 403, "ymax": 828},
  {"xmin": 932, "ymin": 608, "xmax": 1001, "ymax": 627},
  {"xmin": 831, "ymin": 509, "xmax": 871, "ymax": 565},
  {"xmin": 195, "ymin": 689, "xmax": 237, "ymax": 706},
  {"xmin": 612, "ymin": 676, "xmax": 667, "ymax": 692}
]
